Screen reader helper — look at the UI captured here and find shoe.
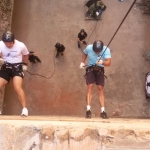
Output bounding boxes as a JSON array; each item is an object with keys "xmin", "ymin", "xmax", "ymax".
[
  {"xmin": 100, "ymin": 111, "xmax": 108, "ymax": 119},
  {"xmin": 85, "ymin": 110, "xmax": 91, "ymax": 118},
  {"xmin": 21, "ymin": 108, "xmax": 28, "ymax": 117}
]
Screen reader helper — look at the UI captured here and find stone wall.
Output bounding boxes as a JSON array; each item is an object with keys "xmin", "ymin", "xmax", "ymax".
[
  {"xmin": 0, "ymin": 0, "xmax": 13, "ymax": 114},
  {"xmin": 0, "ymin": 117, "xmax": 150, "ymax": 150}
]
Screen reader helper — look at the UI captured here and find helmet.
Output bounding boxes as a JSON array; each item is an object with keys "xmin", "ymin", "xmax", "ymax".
[
  {"xmin": 2, "ymin": 31, "xmax": 15, "ymax": 42},
  {"xmin": 93, "ymin": 40, "xmax": 103, "ymax": 52},
  {"xmin": 55, "ymin": 42, "xmax": 61, "ymax": 48}
]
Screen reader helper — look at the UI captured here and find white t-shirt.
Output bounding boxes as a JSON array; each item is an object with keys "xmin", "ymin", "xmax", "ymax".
[{"xmin": 0, "ymin": 40, "xmax": 29, "ymax": 63}]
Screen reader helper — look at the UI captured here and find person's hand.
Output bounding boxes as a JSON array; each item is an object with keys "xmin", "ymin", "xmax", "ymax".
[
  {"xmin": 0, "ymin": 58, "xmax": 4, "ymax": 66},
  {"xmin": 96, "ymin": 11, "xmax": 99, "ymax": 16},
  {"xmin": 22, "ymin": 65, "xmax": 28, "ymax": 71},
  {"xmin": 83, "ymin": 41, "xmax": 87, "ymax": 45},
  {"xmin": 79, "ymin": 62, "xmax": 85, "ymax": 69},
  {"xmin": 96, "ymin": 60, "xmax": 103, "ymax": 65}
]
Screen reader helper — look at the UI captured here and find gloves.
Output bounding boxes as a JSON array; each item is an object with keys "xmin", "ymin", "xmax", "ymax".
[
  {"xmin": 96, "ymin": 11, "xmax": 99, "ymax": 16},
  {"xmin": 96, "ymin": 60, "xmax": 103, "ymax": 65},
  {"xmin": 22, "ymin": 65, "xmax": 28, "ymax": 71},
  {"xmin": 0, "ymin": 58, "xmax": 4, "ymax": 66},
  {"xmin": 79, "ymin": 62, "xmax": 85, "ymax": 69}
]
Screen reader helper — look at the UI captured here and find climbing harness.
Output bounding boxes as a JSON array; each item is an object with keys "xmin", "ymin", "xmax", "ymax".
[{"xmin": 1, "ymin": 62, "xmax": 27, "ymax": 72}]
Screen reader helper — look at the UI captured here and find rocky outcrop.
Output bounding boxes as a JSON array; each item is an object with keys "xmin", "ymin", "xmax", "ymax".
[
  {"xmin": 0, "ymin": 0, "xmax": 13, "ymax": 114},
  {"xmin": 0, "ymin": 117, "xmax": 150, "ymax": 150}
]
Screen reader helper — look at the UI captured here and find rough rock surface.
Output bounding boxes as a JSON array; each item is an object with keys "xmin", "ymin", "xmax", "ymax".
[
  {"xmin": 0, "ymin": 0, "xmax": 13, "ymax": 114},
  {"xmin": 0, "ymin": 116, "xmax": 150, "ymax": 150}
]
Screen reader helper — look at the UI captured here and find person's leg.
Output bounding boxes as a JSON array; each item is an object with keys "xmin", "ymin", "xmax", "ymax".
[
  {"xmin": 12, "ymin": 76, "xmax": 28, "ymax": 116},
  {"xmin": 78, "ymin": 41, "xmax": 81, "ymax": 48},
  {"xmin": 0, "ymin": 77, "xmax": 8, "ymax": 99},
  {"xmin": 56, "ymin": 51, "xmax": 59, "ymax": 58},
  {"xmin": 87, "ymin": 83, "xmax": 94, "ymax": 106},
  {"xmin": 85, "ymin": 84, "xmax": 94, "ymax": 118},
  {"xmin": 12, "ymin": 76, "xmax": 26, "ymax": 108},
  {"xmin": 85, "ymin": 69, "xmax": 95, "ymax": 118},
  {"xmin": 96, "ymin": 71, "xmax": 108, "ymax": 118},
  {"xmin": 60, "ymin": 52, "xmax": 64, "ymax": 56},
  {"xmin": 97, "ymin": 85, "xmax": 108, "ymax": 119},
  {"xmin": 97, "ymin": 85, "xmax": 104, "ymax": 108}
]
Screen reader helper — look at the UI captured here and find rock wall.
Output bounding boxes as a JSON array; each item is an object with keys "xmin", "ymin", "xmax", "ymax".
[
  {"xmin": 0, "ymin": 0, "xmax": 13, "ymax": 114},
  {"xmin": 0, "ymin": 1, "xmax": 150, "ymax": 149},
  {"xmin": 0, "ymin": 117, "xmax": 150, "ymax": 150}
]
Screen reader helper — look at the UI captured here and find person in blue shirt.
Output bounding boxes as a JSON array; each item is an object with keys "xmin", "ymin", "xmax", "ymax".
[{"xmin": 79, "ymin": 40, "xmax": 111, "ymax": 119}]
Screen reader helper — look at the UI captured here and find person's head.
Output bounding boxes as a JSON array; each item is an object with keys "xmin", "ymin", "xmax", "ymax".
[
  {"xmin": 55, "ymin": 42, "xmax": 61, "ymax": 48},
  {"xmin": 80, "ymin": 29, "xmax": 85, "ymax": 35},
  {"xmin": 2, "ymin": 31, "xmax": 15, "ymax": 48},
  {"xmin": 93, "ymin": 40, "xmax": 103, "ymax": 53}
]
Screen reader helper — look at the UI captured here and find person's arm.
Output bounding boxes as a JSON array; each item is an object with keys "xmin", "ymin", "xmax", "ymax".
[
  {"xmin": 103, "ymin": 58, "xmax": 111, "ymax": 67},
  {"xmin": 81, "ymin": 53, "xmax": 87, "ymax": 63},
  {"xmin": 0, "ymin": 53, "xmax": 4, "ymax": 65},
  {"xmin": 82, "ymin": 32, "xmax": 87, "ymax": 42},
  {"xmin": 78, "ymin": 33, "xmax": 82, "ymax": 43},
  {"xmin": 23, "ymin": 54, "xmax": 29, "ymax": 65},
  {"xmin": 78, "ymin": 38, "xmax": 81, "ymax": 42},
  {"xmin": 79, "ymin": 53, "xmax": 87, "ymax": 69}
]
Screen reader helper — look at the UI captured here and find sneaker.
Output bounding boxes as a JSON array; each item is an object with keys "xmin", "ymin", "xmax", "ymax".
[
  {"xmin": 21, "ymin": 108, "xmax": 28, "ymax": 117},
  {"xmin": 100, "ymin": 111, "xmax": 108, "ymax": 119},
  {"xmin": 85, "ymin": 110, "xmax": 91, "ymax": 118}
]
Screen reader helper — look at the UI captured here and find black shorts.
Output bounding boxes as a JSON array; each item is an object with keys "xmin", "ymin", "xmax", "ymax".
[
  {"xmin": 85, "ymin": 67, "xmax": 105, "ymax": 86},
  {"xmin": 0, "ymin": 68, "xmax": 24, "ymax": 82}
]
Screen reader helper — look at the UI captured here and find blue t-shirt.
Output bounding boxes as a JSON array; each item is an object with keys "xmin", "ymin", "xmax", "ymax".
[{"xmin": 84, "ymin": 44, "xmax": 111, "ymax": 67}]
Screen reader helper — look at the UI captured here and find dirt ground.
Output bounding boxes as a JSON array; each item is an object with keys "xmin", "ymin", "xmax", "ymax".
[{"xmin": 2, "ymin": 0, "xmax": 150, "ymax": 118}]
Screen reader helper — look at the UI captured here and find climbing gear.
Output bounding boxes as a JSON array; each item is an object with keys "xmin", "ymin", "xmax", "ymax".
[
  {"xmin": 84, "ymin": 65, "xmax": 107, "ymax": 81},
  {"xmin": 100, "ymin": 111, "xmax": 108, "ymax": 119},
  {"xmin": 2, "ymin": 31, "xmax": 15, "ymax": 42},
  {"xmin": 97, "ymin": 0, "xmax": 137, "ymax": 61},
  {"xmin": 21, "ymin": 107, "xmax": 28, "ymax": 117},
  {"xmin": 86, "ymin": 110, "xmax": 91, "ymax": 118},
  {"xmin": 85, "ymin": 0, "xmax": 106, "ymax": 19},
  {"xmin": 145, "ymin": 72, "xmax": 150, "ymax": 101},
  {"xmin": 1, "ymin": 62, "xmax": 27, "ymax": 72},
  {"xmin": 93, "ymin": 40, "xmax": 103, "ymax": 52}
]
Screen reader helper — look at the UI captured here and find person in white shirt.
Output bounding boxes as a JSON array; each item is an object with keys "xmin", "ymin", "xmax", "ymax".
[{"xmin": 0, "ymin": 31, "xmax": 29, "ymax": 117}]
